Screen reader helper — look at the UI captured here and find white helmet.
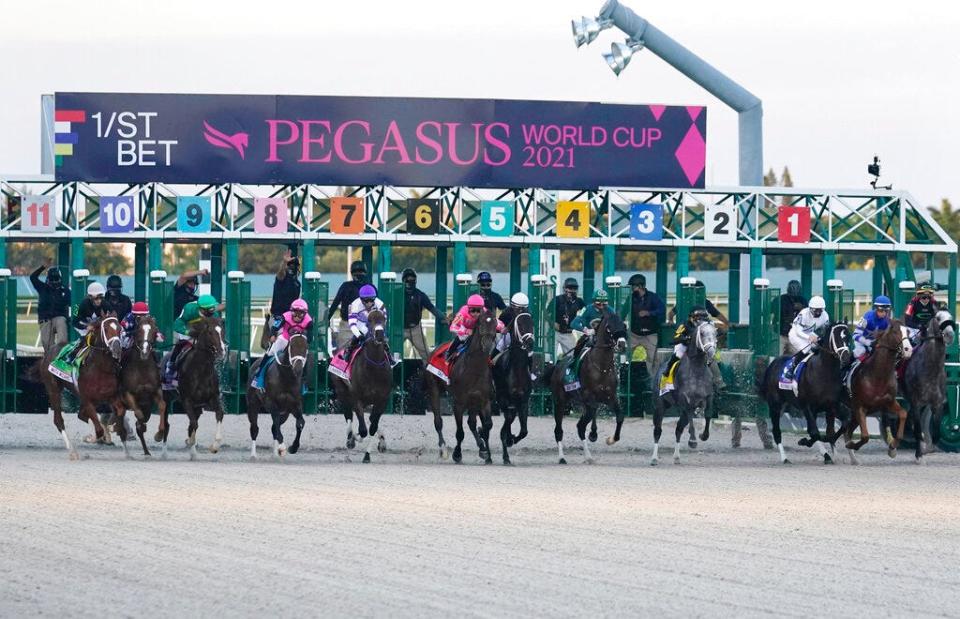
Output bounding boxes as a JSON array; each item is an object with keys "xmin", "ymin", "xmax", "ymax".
[
  {"xmin": 87, "ymin": 282, "xmax": 105, "ymax": 296},
  {"xmin": 510, "ymin": 292, "xmax": 529, "ymax": 307},
  {"xmin": 809, "ymin": 295, "xmax": 826, "ymax": 310}
]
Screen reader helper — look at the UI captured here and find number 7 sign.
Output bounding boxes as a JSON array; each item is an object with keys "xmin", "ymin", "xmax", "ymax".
[
  {"xmin": 777, "ymin": 206, "xmax": 811, "ymax": 243},
  {"xmin": 330, "ymin": 197, "xmax": 364, "ymax": 234}
]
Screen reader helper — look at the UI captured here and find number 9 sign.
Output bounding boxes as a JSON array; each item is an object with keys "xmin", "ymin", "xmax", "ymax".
[
  {"xmin": 254, "ymin": 198, "xmax": 288, "ymax": 234},
  {"xmin": 703, "ymin": 204, "xmax": 737, "ymax": 242},
  {"xmin": 629, "ymin": 203, "xmax": 663, "ymax": 241},
  {"xmin": 480, "ymin": 200, "xmax": 514, "ymax": 237},
  {"xmin": 99, "ymin": 196, "xmax": 135, "ymax": 233},
  {"xmin": 177, "ymin": 196, "xmax": 211, "ymax": 233},
  {"xmin": 406, "ymin": 199, "xmax": 439, "ymax": 234}
]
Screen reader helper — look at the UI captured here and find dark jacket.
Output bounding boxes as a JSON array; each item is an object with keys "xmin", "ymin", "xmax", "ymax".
[
  {"xmin": 103, "ymin": 292, "xmax": 132, "ymax": 319},
  {"xmin": 72, "ymin": 298, "xmax": 107, "ymax": 331},
  {"xmin": 622, "ymin": 290, "xmax": 666, "ymax": 336},
  {"xmin": 904, "ymin": 297, "xmax": 941, "ymax": 331},
  {"xmin": 30, "ymin": 267, "xmax": 71, "ymax": 322},
  {"xmin": 328, "ymin": 278, "xmax": 367, "ymax": 321},
  {"xmin": 481, "ymin": 290, "xmax": 506, "ymax": 313},
  {"xmin": 779, "ymin": 294, "xmax": 807, "ymax": 336},
  {"xmin": 173, "ymin": 283, "xmax": 198, "ymax": 318},
  {"xmin": 270, "ymin": 274, "xmax": 302, "ymax": 317},
  {"xmin": 553, "ymin": 294, "xmax": 585, "ymax": 334},
  {"xmin": 403, "ymin": 287, "xmax": 443, "ymax": 328}
]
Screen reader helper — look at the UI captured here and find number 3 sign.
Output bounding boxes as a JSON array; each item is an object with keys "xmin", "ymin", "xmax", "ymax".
[
  {"xmin": 629, "ymin": 203, "xmax": 663, "ymax": 241},
  {"xmin": 254, "ymin": 198, "xmax": 288, "ymax": 233},
  {"xmin": 177, "ymin": 196, "xmax": 211, "ymax": 232},
  {"xmin": 777, "ymin": 206, "xmax": 811, "ymax": 243},
  {"xmin": 703, "ymin": 204, "xmax": 737, "ymax": 242}
]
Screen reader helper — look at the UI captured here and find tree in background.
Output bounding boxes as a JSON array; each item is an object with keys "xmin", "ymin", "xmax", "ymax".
[{"xmin": 929, "ymin": 198, "xmax": 960, "ymax": 240}]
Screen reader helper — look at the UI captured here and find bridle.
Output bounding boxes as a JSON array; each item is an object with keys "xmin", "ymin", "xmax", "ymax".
[
  {"xmin": 275, "ymin": 332, "xmax": 308, "ymax": 369},
  {"xmin": 512, "ymin": 311, "xmax": 534, "ymax": 350},
  {"xmin": 829, "ymin": 323, "xmax": 851, "ymax": 361},
  {"xmin": 694, "ymin": 321, "xmax": 717, "ymax": 359}
]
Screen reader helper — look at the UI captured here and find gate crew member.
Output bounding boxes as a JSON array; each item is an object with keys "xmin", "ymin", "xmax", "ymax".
[
  {"xmin": 103, "ymin": 274, "xmax": 132, "ymax": 319},
  {"xmin": 476, "ymin": 271, "xmax": 506, "ymax": 314},
  {"xmin": 328, "ymin": 260, "xmax": 369, "ymax": 349},
  {"xmin": 552, "ymin": 278, "xmax": 584, "ymax": 357},
  {"xmin": 30, "ymin": 265, "xmax": 71, "ymax": 354},
  {"xmin": 270, "ymin": 250, "xmax": 302, "ymax": 323},
  {"xmin": 174, "ymin": 269, "xmax": 207, "ymax": 318},
  {"xmin": 401, "ymin": 268, "xmax": 446, "ymax": 360},
  {"xmin": 621, "ymin": 274, "xmax": 665, "ymax": 369},
  {"xmin": 779, "ymin": 280, "xmax": 807, "ymax": 355}
]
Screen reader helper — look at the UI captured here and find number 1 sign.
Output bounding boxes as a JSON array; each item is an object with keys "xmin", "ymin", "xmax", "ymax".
[
  {"xmin": 777, "ymin": 206, "xmax": 811, "ymax": 243},
  {"xmin": 703, "ymin": 204, "xmax": 737, "ymax": 242},
  {"xmin": 100, "ymin": 196, "xmax": 135, "ymax": 233},
  {"xmin": 254, "ymin": 198, "xmax": 288, "ymax": 233},
  {"xmin": 21, "ymin": 195, "xmax": 57, "ymax": 233}
]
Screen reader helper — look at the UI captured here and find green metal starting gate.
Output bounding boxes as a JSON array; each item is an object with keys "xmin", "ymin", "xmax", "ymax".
[
  {"xmin": 148, "ymin": 271, "xmax": 174, "ymax": 349},
  {"xmin": 378, "ymin": 272, "xmax": 405, "ymax": 414},
  {"xmin": 530, "ymin": 275, "xmax": 555, "ymax": 416},
  {"xmin": 895, "ymin": 281, "xmax": 916, "ymax": 318},
  {"xmin": 223, "ymin": 272, "xmax": 251, "ymax": 414},
  {"xmin": 825, "ymin": 279, "xmax": 855, "ymax": 325},
  {"xmin": 0, "ymin": 270, "xmax": 18, "ymax": 413},
  {"xmin": 676, "ymin": 277, "xmax": 706, "ymax": 325},
  {"xmin": 302, "ymin": 272, "xmax": 330, "ymax": 414},
  {"xmin": 750, "ymin": 280, "xmax": 781, "ymax": 358},
  {"xmin": 70, "ymin": 269, "xmax": 90, "ymax": 343}
]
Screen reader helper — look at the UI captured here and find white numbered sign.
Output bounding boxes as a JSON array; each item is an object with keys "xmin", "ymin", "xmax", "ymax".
[
  {"xmin": 21, "ymin": 195, "xmax": 57, "ymax": 233},
  {"xmin": 703, "ymin": 204, "xmax": 737, "ymax": 242}
]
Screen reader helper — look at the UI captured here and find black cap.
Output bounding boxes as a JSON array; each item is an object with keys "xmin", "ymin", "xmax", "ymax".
[
  {"xmin": 477, "ymin": 271, "xmax": 492, "ymax": 283},
  {"xmin": 46, "ymin": 267, "xmax": 62, "ymax": 282},
  {"xmin": 350, "ymin": 260, "xmax": 367, "ymax": 274},
  {"xmin": 106, "ymin": 274, "xmax": 122, "ymax": 289},
  {"xmin": 563, "ymin": 277, "xmax": 579, "ymax": 289},
  {"xmin": 628, "ymin": 274, "xmax": 646, "ymax": 287},
  {"xmin": 402, "ymin": 267, "xmax": 417, "ymax": 280},
  {"xmin": 287, "ymin": 257, "xmax": 300, "ymax": 269}
]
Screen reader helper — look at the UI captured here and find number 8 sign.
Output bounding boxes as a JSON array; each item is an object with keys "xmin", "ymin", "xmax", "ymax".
[
  {"xmin": 100, "ymin": 196, "xmax": 135, "ymax": 233},
  {"xmin": 177, "ymin": 196, "xmax": 211, "ymax": 233},
  {"xmin": 254, "ymin": 198, "xmax": 288, "ymax": 233}
]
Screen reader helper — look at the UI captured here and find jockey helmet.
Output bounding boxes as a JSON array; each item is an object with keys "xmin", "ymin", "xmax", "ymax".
[
  {"xmin": 510, "ymin": 292, "xmax": 529, "ymax": 308},
  {"xmin": 401, "ymin": 268, "xmax": 417, "ymax": 282},
  {"xmin": 873, "ymin": 295, "xmax": 892, "ymax": 308},
  {"xmin": 592, "ymin": 289, "xmax": 608, "ymax": 303},
  {"xmin": 628, "ymin": 274, "xmax": 646, "ymax": 287},
  {"xmin": 477, "ymin": 271, "xmax": 493, "ymax": 284},
  {"xmin": 787, "ymin": 280, "xmax": 802, "ymax": 296},
  {"xmin": 359, "ymin": 284, "xmax": 377, "ymax": 301},
  {"xmin": 563, "ymin": 277, "xmax": 579, "ymax": 290},
  {"xmin": 131, "ymin": 301, "xmax": 149, "ymax": 315},
  {"xmin": 467, "ymin": 294, "xmax": 485, "ymax": 309},
  {"xmin": 46, "ymin": 267, "xmax": 62, "ymax": 283},
  {"xmin": 290, "ymin": 298, "xmax": 308, "ymax": 312},
  {"xmin": 198, "ymin": 294, "xmax": 218, "ymax": 311},
  {"xmin": 808, "ymin": 296, "xmax": 826, "ymax": 310},
  {"xmin": 106, "ymin": 274, "xmax": 122, "ymax": 291},
  {"xmin": 350, "ymin": 260, "xmax": 367, "ymax": 275},
  {"xmin": 689, "ymin": 306, "xmax": 709, "ymax": 322},
  {"xmin": 87, "ymin": 282, "xmax": 105, "ymax": 297}
]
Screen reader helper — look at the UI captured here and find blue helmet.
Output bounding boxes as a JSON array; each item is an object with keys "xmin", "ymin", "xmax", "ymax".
[{"xmin": 873, "ymin": 295, "xmax": 892, "ymax": 307}]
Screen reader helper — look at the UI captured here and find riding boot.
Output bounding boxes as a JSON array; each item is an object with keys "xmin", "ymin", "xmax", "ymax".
[
  {"xmin": 341, "ymin": 335, "xmax": 360, "ymax": 361},
  {"xmin": 784, "ymin": 350, "xmax": 804, "ymax": 380},
  {"xmin": 166, "ymin": 340, "xmax": 187, "ymax": 381},
  {"xmin": 445, "ymin": 339, "xmax": 462, "ymax": 363}
]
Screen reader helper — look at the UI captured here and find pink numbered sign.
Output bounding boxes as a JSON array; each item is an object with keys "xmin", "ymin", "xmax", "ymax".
[{"xmin": 254, "ymin": 198, "xmax": 288, "ymax": 233}]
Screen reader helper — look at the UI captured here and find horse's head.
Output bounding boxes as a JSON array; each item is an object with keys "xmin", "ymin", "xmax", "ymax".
[
  {"xmin": 827, "ymin": 322, "xmax": 852, "ymax": 366},
  {"xmin": 134, "ymin": 315, "xmax": 158, "ymax": 361},
  {"xmin": 935, "ymin": 310, "xmax": 956, "ymax": 346},
  {"xmin": 513, "ymin": 312, "xmax": 535, "ymax": 353},
  {"xmin": 876, "ymin": 319, "xmax": 911, "ymax": 360},
  {"xmin": 94, "ymin": 314, "xmax": 123, "ymax": 360},
  {"xmin": 475, "ymin": 309, "xmax": 499, "ymax": 351},
  {"xmin": 192, "ymin": 316, "xmax": 227, "ymax": 359},
  {"xmin": 367, "ymin": 309, "xmax": 386, "ymax": 344},
  {"xmin": 695, "ymin": 321, "xmax": 718, "ymax": 359},
  {"xmin": 596, "ymin": 313, "xmax": 628, "ymax": 353},
  {"xmin": 286, "ymin": 327, "xmax": 309, "ymax": 374}
]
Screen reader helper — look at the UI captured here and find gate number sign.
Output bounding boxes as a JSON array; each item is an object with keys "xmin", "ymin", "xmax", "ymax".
[
  {"xmin": 629, "ymin": 203, "xmax": 663, "ymax": 241},
  {"xmin": 330, "ymin": 197, "xmax": 365, "ymax": 234},
  {"xmin": 254, "ymin": 197, "xmax": 288, "ymax": 234},
  {"xmin": 480, "ymin": 200, "xmax": 514, "ymax": 237},
  {"xmin": 100, "ymin": 196, "xmax": 135, "ymax": 233},
  {"xmin": 177, "ymin": 196, "xmax": 212, "ymax": 232},
  {"xmin": 20, "ymin": 195, "xmax": 57, "ymax": 233},
  {"xmin": 703, "ymin": 203, "xmax": 737, "ymax": 242},
  {"xmin": 556, "ymin": 201, "xmax": 590, "ymax": 238},
  {"xmin": 406, "ymin": 199, "xmax": 440, "ymax": 234},
  {"xmin": 777, "ymin": 206, "xmax": 811, "ymax": 243}
]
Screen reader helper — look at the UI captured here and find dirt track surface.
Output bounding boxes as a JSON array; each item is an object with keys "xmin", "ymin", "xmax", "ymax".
[{"xmin": 2, "ymin": 412, "xmax": 959, "ymax": 617}]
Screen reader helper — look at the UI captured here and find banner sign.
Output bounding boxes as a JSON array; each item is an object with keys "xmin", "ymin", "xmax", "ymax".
[{"xmin": 54, "ymin": 93, "xmax": 707, "ymax": 189}]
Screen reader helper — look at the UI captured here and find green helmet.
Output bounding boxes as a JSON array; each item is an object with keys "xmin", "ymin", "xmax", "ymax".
[
  {"xmin": 198, "ymin": 294, "xmax": 218, "ymax": 311},
  {"xmin": 592, "ymin": 289, "xmax": 608, "ymax": 302}
]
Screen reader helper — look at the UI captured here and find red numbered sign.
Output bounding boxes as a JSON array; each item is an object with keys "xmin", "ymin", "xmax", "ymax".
[
  {"xmin": 254, "ymin": 198, "xmax": 288, "ymax": 233},
  {"xmin": 777, "ymin": 206, "xmax": 811, "ymax": 243},
  {"xmin": 330, "ymin": 197, "xmax": 365, "ymax": 234}
]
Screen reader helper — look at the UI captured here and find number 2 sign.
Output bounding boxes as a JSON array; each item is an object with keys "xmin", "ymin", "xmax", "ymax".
[
  {"xmin": 254, "ymin": 198, "xmax": 288, "ymax": 233},
  {"xmin": 177, "ymin": 196, "xmax": 211, "ymax": 233},
  {"xmin": 99, "ymin": 196, "xmax": 135, "ymax": 233},
  {"xmin": 20, "ymin": 195, "xmax": 57, "ymax": 233},
  {"xmin": 703, "ymin": 204, "xmax": 737, "ymax": 242},
  {"xmin": 777, "ymin": 206, "xmax": 811, "ymax": 243}
]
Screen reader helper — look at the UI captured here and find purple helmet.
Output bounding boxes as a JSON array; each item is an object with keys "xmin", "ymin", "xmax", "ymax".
[{"xmin": 359, "ymin": 284, "xmax": 377, "ymax": 300}]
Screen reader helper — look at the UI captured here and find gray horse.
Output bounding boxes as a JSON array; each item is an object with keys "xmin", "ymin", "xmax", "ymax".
[
  {"xmin": 651, "ymin": 321, "xmax": 717, "ymax": 465},
  {"xmin": 901, "ymin": 310, "xmax": 955, "ymax": 463}
]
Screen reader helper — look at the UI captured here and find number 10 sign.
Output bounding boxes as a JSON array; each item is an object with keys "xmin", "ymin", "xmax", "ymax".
[{"xmin": 100, "ymin": 196, "xmax": 135, "ymax": 233}]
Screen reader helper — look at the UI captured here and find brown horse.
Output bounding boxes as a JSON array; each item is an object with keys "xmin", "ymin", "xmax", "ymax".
[
  {"xmin": 247, "ymin": 328, "xmax": 309, "ymax": 459},
  {"xmin": 119, "ymin": 315, "xmax": 165, "ymax": 457},
  {"xmin": 35, "ymin": 315, "xmax": 124, "ymax": 459},
  {"xmin": 156, "ymin": 317, "xmax": 228, "ymax": 460},
  {"xmin": 846, "ymin": 319, "xmax": 912, "ymax": 462},
  {"xmin": 331, "ymin": 310, "xmax": 394, "ymax": 463}
]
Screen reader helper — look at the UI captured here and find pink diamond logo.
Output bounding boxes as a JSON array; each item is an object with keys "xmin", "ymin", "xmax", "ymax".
[
  {"xmin": 648, "ymin": 105, "xmax": 666, "ymax": 121},
  {"xmin": 686, "ymin": 106, "xmax": 703, "ymax": 122},
  {"xmin": 674, "ymin": 124, "xmax": 706, "ymax": 186}
]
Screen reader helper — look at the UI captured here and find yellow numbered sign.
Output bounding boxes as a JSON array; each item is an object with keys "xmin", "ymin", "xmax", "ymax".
[
  {"xmin": 556, "ymin": 201, "xmax": 590, "ymax": 238},
  {"xmin": 406, "ymin": 199, "xmax": 439, "ymax": 234}
]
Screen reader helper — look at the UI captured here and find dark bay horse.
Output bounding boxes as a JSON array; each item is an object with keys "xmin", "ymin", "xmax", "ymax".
[
  {"xmin": 492, "ymin": 311, "xmax": 535, "ymax": 464},
  {"xmin": 119, "ymin": 315, "xmax": 165, "ymax": 457},
  {"xmin": 35, "ymin": 315, "xmax": 124, "ymax": 459},
  {"xmin": 425, "ymin": 309, "xmax": 499, "ymax": 464},
  {"xmin": 651, "ymin": 321, "xmax": 716, "ymax": 465},
  {"xmin": 545, "ymin": 312, "xmax": 627, "ymax": 464},
  {"xmin": 758, "ymin": 323, "xmax": 851, "ymax": 464},
  {"xmin": 156, "ymin": 317, "xmax": 227, "ymax": 460},
  {"xmin": 247, "ymin": 329, "xmax": 309, "ymax": 459},
  {"xmin": 900, "ymin": 311, "xmax": 954, "ymax": 463},
  {"xmin": 845, "ymin": 319, "xmax": 912, "ymax": 463},
  {"xmin": 331, "ymin": 310, "xmax": 393, "ymax": 463}
]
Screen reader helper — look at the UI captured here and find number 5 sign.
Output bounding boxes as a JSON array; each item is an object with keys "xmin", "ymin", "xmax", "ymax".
[
  {"xmin": 703, "ymin": 204, "xmax": 737, "ymax": 242},
  {"xmin": 254, "ymin": 198, "xmax": 288, "ymax": 233},
  {"xmin": 629, "ymin": 203, "xmax": 663, "ymax": 241},
  {"xmin": 480, "ymin": 200, "xmax": 514, "ymax": 237},
  {"xmin": 100, "ymin": 196, "xmax": 135, "ymax": 233},
  {"xmin": 20, "ymin": 195, "xmax": 57, "ymax": 233},
  {"xmin": 777, "ymin": 206, "xmax": 811, "ymax": 243}
]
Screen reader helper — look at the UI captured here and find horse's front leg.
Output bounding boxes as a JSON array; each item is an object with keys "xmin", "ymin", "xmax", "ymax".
[
  {"xmin": 80, "ymin": 400, "xmax": 106, "ymax": 445},
  {"xmin": 112, "ymin": 398, "xmax": 132, "ymax": 459},
  {"xmin": 480, "ymin": 402, "xmax": 493, "ymax": 465},
  {"xmin": 289, "ymin": 408, "xmax": 306, "ymax": 456},
  {"xmin": 49, "ymin": 384, "xmax": 77, "ymax": 460},
  {"xmin": 554, "ymin": 397, "xmax": 567, "ymax": 465},
  {"xmin": 513, "ymin": 398, "xmax": 529, "ymax": 445},
  {"xmin": 888, "ymin": 400, "xmax": 909, "ymax": 457},
  {"xmin": 576, "ymin": 403, "xmax": 596, "ymax": 464},
  {"xmin": 208, "ymin": 402, "xmax": 225, "ymax": 454},
  {"xmin": 271, "ymin": 412, "xmax": 287, "ymax": 458},
  {"xmin": 363, "ymin": 406, "xmax": 385, "ymax": 463},
  {"xmin": 182, "ymin": 399, "xmax": 199, "ymax": 461},
  {"xmin": 606, "ymin": 396, "xmax": 625, "ymax": 446},
  {"xmin": 673, "ymin": 408, "xmax": 690, "ymax": 464},
  {"xmin": 452, "ymin": 403, "xmax": 465, "ymax": 464},
  {"xmin": 500, "ymin": 403, "xmax": 515, "ymax": 465}
]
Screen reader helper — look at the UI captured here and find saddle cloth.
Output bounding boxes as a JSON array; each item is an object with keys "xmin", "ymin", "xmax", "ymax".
[
  {"xmin": 48, "ymin": 341, "xmax": 90, "ymax": 386},
  {"xmin": 778, "ymin": 357, "xmax": 809, "ymax": 392},
  {"xmin": 328, "ymin": 346, "xmax": 362, "ymax": 383},
  {"xmin": 658, "ymin": 358, "xmax": 679, "ymax": 396},
  {"xmin": 425, "ymin": 342, "xmax": 453, "ymax": 385}
]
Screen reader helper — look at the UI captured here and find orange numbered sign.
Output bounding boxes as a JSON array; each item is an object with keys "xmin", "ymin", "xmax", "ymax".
[
  {"xmin": 556, "ymin": 201, "xmax": 590, "ymax": 238},
  {"xmin": 330, "ymin": 197, "xmax": 365, "ymax": 234}
]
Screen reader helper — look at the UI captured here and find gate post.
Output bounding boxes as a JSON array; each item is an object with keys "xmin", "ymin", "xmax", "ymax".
[
  {"xmin": 134, "ymin": 242, "xmax": 147, "ymax": 301},
  {"xmin": 302, "ymin": 271, "xmax": 329, "ymax": 414},
  {"xmin": 602, "ymin": 245, "xmax": 616, "ymax": 285},
  {"xmin": 727, "ymin": 252, "xmax": 741, "ymax": 323},
  {"xmin": 582, "ymin": 250, "xmax": 596, "ymax": 303},
  {"xmin": 530, "ymin": 273, "xmax": 554, "ymax": 417},
  {"xmin": 224, "ymin": 270, "xmax": 250, "ymax": 415},
  {"xmin": 826, "ymin": 278, "xmax": 844, "ymax": 324},
  {"xmin": 70, "ymin": 269, "xmax": 90, "ymax": 343},
  {"xmin": 149, "ymin": 270, "xmax": 173, "ymax": 346},
  {"xmin": 510, "ymin": 247, "xmax": 522, "ymax": 295},
  {"xmin": 895, "ymin": 281, "xmax": 916, "ymax": 317},
  {"xmin": 676, "ymin": 276, "xmax": 697, "ymax": 325},
  {"xmin": 453, "ymin": 273, "xmax": 474, "ymax": 314},
  {"xmin": 0, "ymin": 268, "xmax": 16, "ymax": 413},
  {"xmin": 435, "ymin": 246, "xmax": 449, "ymax": 342},
  {"xmin": 377, "ymin": 242, "xmax": 392, "ymax": 288}
]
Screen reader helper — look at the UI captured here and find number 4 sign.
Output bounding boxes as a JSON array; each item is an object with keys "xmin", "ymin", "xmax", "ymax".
[
  {"xmin": 20, "ymin": 195, "xmax": 57, "ymax": 233},
  {"xmin": 254, "ymin": 198, "xmax": 288, "ymax": 233},
  {"xmin": 703, "ymin": 204, "xmax": 737, "ymax": 242},
  {"xmin": 777, "ymin": 206, "xmax": 811, "ymax": 243},
  {"xmin": 556, "ymin": 201, "xmax": 590, "ymax": 238}
]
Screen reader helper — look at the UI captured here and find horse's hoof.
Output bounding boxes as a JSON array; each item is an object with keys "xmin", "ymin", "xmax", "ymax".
[
  {"xmin": 915, "ymin": 456, "xmax": 926, "ymax": 466},
  {"xmin": 558, "ymin": 458, "xmax": 567, "ymax": 465},
  {"xmin": 346, "ymin": 436, "xmax": 356, "ymax": 450},
  {"xmin": 588, "ymin": 431, "xmax": 598, "ymax": 443},
  {"xmin": 484, "ymin": 458, "xmax": 493, "ymax": 465},
  {"xmin": 673, "ymin": 456, "xmax": 681, "ymax": 464},
  {"xmin": 189, "ymin": 452, "xmax": 197, "ymax": 462},
  {"xmin": 824, "ymin": 453, "xmax": 833, "ymax": 465},
  {"xmin": 511, "ymin": 435, "xmax": 523, "ymax": 445},
  {"xmin": 83, "ymin": 434, "xmax": 97, "ymax": 444},
  {"xmin": 440, "ymin": 447, "xmax": 449, "ymax": 460},
  {"xmin": 698, "ymin": 432, "xmax": 708, "ymax": 442},
  {"xmin": 798, "ymin": 438, "xmax": 812, "ymax": 447},
  {"xmin": 503, "ymin": 458, "xmax": 513, "ymax": 466},
  {"xmin": 844, "ymin": 441, "xmax": 856, "ymax": 450},
  {"xmin": 363, "ymin": 453, "xmax": 371, "ymax": 463},
  {"xmin": 154, "ymin": 431, "xmax": 164, "ymax": 442},
  {"xmin": 68, "ymin": 450, "xmax": 80, "ymax": 461},
  {"xmin": 688, "ymin": 439, "xmax": 697, "ymax": 449},
  {"xmin": 209, "ymin": 446, "xmax": 219, "ymax": 454},
  {"xmin": 584, "ymin": 457, "xmax": 595, "ymax": 465},
  {"xmin": 377, "ymin": 438, "xmax": 386, "ymax": 454},
  {"xmin": 453, "ymin": 449, "xmax": 462, "ymax": 463},
  {"xmin": 650, "ymin": 458, "xmax": 658, "ymax": 466},
  {"xmin": 888, "ymin": 447, "xmax": 897, "ymax": 459},
  {"xmin": 605, "ymin": 436, "xmax": 616, "ymax": 446},
  {"xmin": 288, "ymin": 444, "xmax": 300, "ymax": 455},
  {"xmin": 782, "ymin": 458, "xmax": 792, "ymax": 465}
]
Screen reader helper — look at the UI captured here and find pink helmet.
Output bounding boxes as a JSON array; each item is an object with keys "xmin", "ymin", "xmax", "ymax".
[
  {"xmin": 290, "ymin": 298, "xmax": 308, "ymax": 312},
  {"xmin": 467, "ymin": 294, "xmax": 485, "ymax": 309}
]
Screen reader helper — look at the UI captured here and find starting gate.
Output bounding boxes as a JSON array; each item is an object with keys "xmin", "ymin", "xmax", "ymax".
[
  {"xmin": 0, "ymin": 270, "xmax": 17, "ymax": 413},
  {"xmin": 675, "ymin": 277, "xmax": 706, "ymax": 326},
  {"xmin": 223, "ymin": 272, "xmax": 251, "ymax": 414},
  {"xmin": 750, "ymin": 279, "xmax": 781, "ymax": 358},
  {"xmin": 895, "ymin": 281, "xmax": 916, "ymax": 317},
  {"xmin": 149, "ymin": 271, "xmax": 174, "ymax": 349},
  {"xmin": 826, "ymin": 279, "xmax": 854, "ymax": 324},
  {"xmin": 302, "ymin": 272, "xmax": 330, "ymax": 414},
  {"xmin": 378, "ymin": 272, "xmax": 406, "ymax": 413},
  {"xmin": 530, "ymin": 275, "xmax": 555, "ymax": 416},
  {"xmin": 70, "ymin": 269, "xmax": 90, "ymax": 343}
]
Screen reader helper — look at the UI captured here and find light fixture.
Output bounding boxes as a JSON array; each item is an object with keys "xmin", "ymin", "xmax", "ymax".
[
  {"xmin": 571, "ymin": 16, "xmax": 613, "ymax": 48},
  {"xmin": 602, "ymin": 38, "xmax": 644, "ymax": 76}
]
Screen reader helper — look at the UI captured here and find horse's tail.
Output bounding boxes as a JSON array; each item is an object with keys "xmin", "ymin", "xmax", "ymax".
[
  {"xmin": 23, "ymin": 358, "xmax": 45, "ymax": 383},
  {"xmin": 754, "ymin": 356, "xmax": 772, "ymax": 400}
]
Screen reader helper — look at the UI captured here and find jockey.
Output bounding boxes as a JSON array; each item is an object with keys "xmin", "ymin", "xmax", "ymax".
[
  {"xmin": 569, "ymin": 289, "xmax": 616, "ymax": 360},
  {"xmin": 852, "ymin": 295, "xmax": 892, "ymax": 362},
  {"xmin": 166, "ymin": 294, "xmax": 220, "ymax": 380},
  {"xmin": 339, "ymin": 284, "xmax": 386, "ymax": 361},
  {"xmin": 63, "ymin": 282, "xmax": 109, "ymax": 365},
  {"xmin": 658, "ymin": 306, "xmax": 711, "ymax": 389},
  {"xmin": 446, "ymin": 293, "xmax": 505, "ymax": 361},
  {"xmin": 120, "ymin": 301, "xmax": 157, "ymax": 348},
  {"xmin": 904, "ymin": 284, "xmax": 941, "ymax": 337},
  {"xmin": 251, "ymin": 298, "xmax": 314, "ymax": 390},
  {"xmin": 494, "ymin": 292, "xmax": 529, "ymax": 352},
  {"xmin": 783, "ymin": 295, "xmax": 830, "ymax": 381}
]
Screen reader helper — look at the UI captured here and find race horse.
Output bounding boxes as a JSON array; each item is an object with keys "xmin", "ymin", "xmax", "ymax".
[
  {"xmin": 119, "ymin": 314, "xmax": 165, "ymax": 457},
  {"xmin": 844, "ymin": 319, "xmax": 912, "ymax": 463},
  {"xmin": 155, "ymin": 317, "xmax": 228, "ymax": 459},
  {"xmin": 651, "ymin": 320, "xmax": 717, "ymax": 465},
  {"xmin": 34, "ymin": 315, "xmax": 124, "ymax": 459},
  {"xmin": 425, "ymin": 308, "xmax": 500, "ymax": 464},
  {"xmin": 491, "ymin": 310, "xmax": 535, "ymax": 464},
  {"xmin": 899, "ymin": 311, "xmax": 954, "ymax": 463},
  {"xmin": 758, "ymin": 323, "xmax": 852, "ymax": 464},
  {"xmin": 330, "ymin": 310, "xmax": 393, "ymax": 463},
  {"xmin": 247, "ymin": 328, "xmax": 309, "ymax": 459},
  {"xmin": 545, "ymin": 312, "xmax": 627, "ymax": 464}
]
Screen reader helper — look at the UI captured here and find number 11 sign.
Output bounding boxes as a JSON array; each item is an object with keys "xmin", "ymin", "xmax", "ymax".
[
  {"xmin": 777, "ymin": 206, "xmax": 811, "ymax": 243},
  {"xmin": 21, "ymin": 195, "xmax": 57, "ymax": 233}
]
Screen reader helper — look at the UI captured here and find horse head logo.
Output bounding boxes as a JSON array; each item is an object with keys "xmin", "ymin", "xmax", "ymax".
[{"xmin": 203, "ymin": 121, "xmax": 248, "ymax": 159}]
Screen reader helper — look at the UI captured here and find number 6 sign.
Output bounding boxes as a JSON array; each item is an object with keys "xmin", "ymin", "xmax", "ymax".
[
  {"xmin": 177, "ymin": 196, "xmax": 211, "ymax": 232},
  {"xmin": 406, "ymin": 199, "xmax": 440, "ymax": 234},
  {"xmin": 480, "ymin": 200, "xmax": 514, "ymax": 237},
  {"xmin": 99, "ymin": 196, "xmax": 135, "ymax": 233},
  {"xmin": 777, "ymin": 206, "xmax": 811, "ymax": 243},
  {"xmin": 254, "ymin": 198, "xmax": 288, "ymax": 233},
  {"xmin": 703, "ymin": 203, "xmax": 737, "ymax": 242},
  {"xmin": 20, "ymin": 195, "xmax": 57, "ymax": 233}
]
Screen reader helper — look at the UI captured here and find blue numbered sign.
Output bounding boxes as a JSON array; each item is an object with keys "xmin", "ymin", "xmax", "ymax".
[
  {"xmin": 177, "ymin": 196, "xmax": 211, "ymax": 232},
  {"xmin": 99, "ymin": 196, "xmax": 135, "ymax": 233},
  {"xmin": 480, "ymin": 200, "xmax": 514, "ymax": 237},
  {"xmin": 629, "ymin": 203, "xmax": 663, "ymax": 241}
]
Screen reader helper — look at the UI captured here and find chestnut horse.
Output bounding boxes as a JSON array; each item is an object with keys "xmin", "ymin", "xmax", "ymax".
[{"xmin": 119, "ymin": 315, "xmax": 165, "ymax": 457}]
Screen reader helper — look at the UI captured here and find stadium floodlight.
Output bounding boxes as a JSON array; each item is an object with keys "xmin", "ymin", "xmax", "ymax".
[
  {"xmin": 571, "ymin": 16, "xmax": 613, "ymax": 48},
  {"xmin": 602, "ymin": 38, "xmax": 644, "ymax": 76}
]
